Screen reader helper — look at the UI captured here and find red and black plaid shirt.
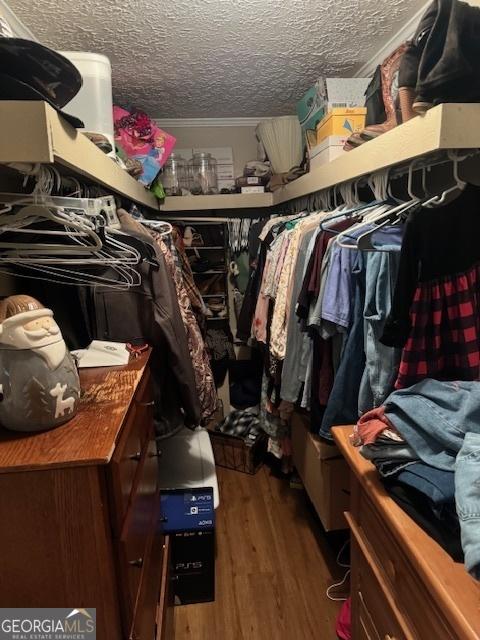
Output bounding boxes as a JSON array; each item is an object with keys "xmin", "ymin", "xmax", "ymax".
[{"xmin": 395, "ymin": 261, "xmax": 480, "ymax": 389}]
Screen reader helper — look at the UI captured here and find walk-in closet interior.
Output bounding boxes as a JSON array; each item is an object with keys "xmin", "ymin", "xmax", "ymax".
[{"xmin": 0, "ymin": 0, "xmax": 480, "ymax": 638}]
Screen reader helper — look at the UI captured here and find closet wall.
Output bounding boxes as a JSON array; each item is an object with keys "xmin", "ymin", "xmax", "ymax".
[{"xmin": 155, "ymin": 121, "xmax": 260, "ymax": 177}]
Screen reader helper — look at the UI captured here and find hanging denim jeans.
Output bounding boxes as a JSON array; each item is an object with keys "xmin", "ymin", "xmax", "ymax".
[
  {"xmin": 318, "ymin": 253, "xmax": 366, "ymax": 441},
  {"xmin": 358, "ymin": 244, "xmax": 402, "ymax": 414}
]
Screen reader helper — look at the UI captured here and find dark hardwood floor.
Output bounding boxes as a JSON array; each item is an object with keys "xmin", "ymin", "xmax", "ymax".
[{"xmin": 174, "ymin": 464, "xmax": 346, "ymax": 640}]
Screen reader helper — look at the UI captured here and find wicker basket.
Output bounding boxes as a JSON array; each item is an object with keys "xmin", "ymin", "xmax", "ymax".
[{"xmin": 208, "ymin": 430, "xmax": 267, "ymax": 474}]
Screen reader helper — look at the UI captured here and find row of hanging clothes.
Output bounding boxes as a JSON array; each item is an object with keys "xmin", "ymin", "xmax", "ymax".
[
  {"xmin": 0, "ymin": 165, "xmax": 218, "ymax": 435},
  {"xmin": 237, "ymin": 150, "xmax": 480, "ymax": 450}
]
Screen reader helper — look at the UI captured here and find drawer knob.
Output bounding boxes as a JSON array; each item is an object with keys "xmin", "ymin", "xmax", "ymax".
[
  {"xmin": 138, "ymin": 400, "xmax": 155, "ymax": 407},
  {"xmin": 129, "ymin": 451, "xmax": 142, "ymax": 461},
  {"xmin": 129, "ymin": 558, "xmax": 144, "ymax": 568}
]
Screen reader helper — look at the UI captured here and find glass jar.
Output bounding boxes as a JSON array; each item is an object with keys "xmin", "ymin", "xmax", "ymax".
[
  {"xmin": 188, "ymin": 152, "xmax": 218, "ymax": 195},
  {"xmin": 161, "ymin": 153, "xmax": 187, "ymax": 196}
]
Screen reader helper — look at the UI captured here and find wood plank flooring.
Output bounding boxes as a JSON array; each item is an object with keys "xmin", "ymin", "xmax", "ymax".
[{"xmin": 174, "ymin": 464, "xmax": 346, "ymax": 640}]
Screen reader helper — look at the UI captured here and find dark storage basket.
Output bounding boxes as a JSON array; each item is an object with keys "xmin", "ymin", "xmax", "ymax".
[{"xmin": 208, "ymin": 430, "xmax": 268, "ymax": 474}]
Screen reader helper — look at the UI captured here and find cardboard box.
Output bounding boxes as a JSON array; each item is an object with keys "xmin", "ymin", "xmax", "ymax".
[
  {"xmin": 297, "ymin": 77, "xmax": 371, "ymax": 148},
  {"xmin": 309, "ymin": 135, "xmax": 347, "ymax": 170},
  {"xmin": 316, "ymin": 108, "xmax": 367, "ymax": 145},
  {"xmin": 171, "ymin": 530, "xmax": 215, "ymax": 604},
  {"xmin": 241, "ymin": 186, "xmax": 265, "ymax": 193},
  {"xmin": 291, "ymin": 412, "xmax": 349, "ymax": 531},
  {"xmin": 160, "ymin": 487, "xmax": 216, "ymax": 605}
]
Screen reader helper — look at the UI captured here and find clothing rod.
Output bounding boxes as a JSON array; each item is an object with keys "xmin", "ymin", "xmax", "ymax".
[
  {"xmin": 275, "ymin": 148, "xmax": 480, "ymax": 215},
  {"xmin": 147, "ymin": 217, "xmax": 230, "ymax": 223},
  {"xmin": 321, "ymin": 148, "xmax": 480, "ymax": 196}
]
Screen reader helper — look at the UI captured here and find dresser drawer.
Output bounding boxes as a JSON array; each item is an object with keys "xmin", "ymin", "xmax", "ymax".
[
  {"xmin": 130, "ymin": 522, "xmax": 172, "ymax": 640},
  {"xmin": 355, "ymin": 490, "xmax": 456, "ymax": 640},
  {"xmin": 348, "ymin": 514, "xmax": 414, "ymax": 640},
  {"xmin": 357, "ymin": 595, "xmax": 380, "ymax": 640},
  {"xmin": 291, "ymin": 413, "xmax": 349, "ymax": 531},
  {"xmin": 156, "ymin": 535, "xmax": 174, "ymax": 640},
  {"xmin": 109, "ymin": 371, "xmax": 154, "ymax": 535},
  {"xmin": 118, "ymin": 437, "xmax": 159, "ymax": 629}
]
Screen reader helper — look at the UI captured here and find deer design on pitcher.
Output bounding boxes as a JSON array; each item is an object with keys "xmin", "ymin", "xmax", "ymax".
[{"xmin": 50, "ymin": 383, "xmax": 76, "ymax": 419}]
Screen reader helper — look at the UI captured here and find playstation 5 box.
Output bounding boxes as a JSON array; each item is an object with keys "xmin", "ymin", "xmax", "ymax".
[{"xmin": 160, "ymin": 487, "xmax": 215, "ymax": 604}]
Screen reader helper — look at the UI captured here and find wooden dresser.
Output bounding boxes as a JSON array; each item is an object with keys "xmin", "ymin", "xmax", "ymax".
[
  {"xmin": 333, "ymin": 425, "xmax": 480, "ymax": 640},
  {"xmin": 0, "ymin": 351, "xmax": 174, "ymax": 640}
]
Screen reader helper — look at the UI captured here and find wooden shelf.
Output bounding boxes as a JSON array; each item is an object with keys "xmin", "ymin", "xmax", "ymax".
[
  {"xmin": 162, "ymin": 104, "xmax": 480, "ymax": 211},
  {"xmin": 272, "ymin": 103, "xmax": 480, "ymax": 205},
  {"xmin": 0, "ymin": 101, "xmax": 159, "ymax": 211},
  {"xmin": 3, "ymin": 102, "xmax": 478, "ymax": 215},
  {"xmin": 160, "ymin": 193, "xmax": 273, "ymax": 211}
]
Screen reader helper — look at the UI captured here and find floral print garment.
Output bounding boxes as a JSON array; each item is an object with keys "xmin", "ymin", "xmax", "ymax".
[{"xmin": 151, "ymin": 231, "xmax": 217, "ymax": 420}]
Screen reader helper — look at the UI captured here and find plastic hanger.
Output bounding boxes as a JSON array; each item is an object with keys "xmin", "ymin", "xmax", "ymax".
[
  {"xmin": 332, "ymin": 170, "xmax": 392, "ymax": 248},
  {"xmin": 423, "ymin": 150, "xmax": 469, "ymax": 207},
  {"xmin": 336, "ymin": 163, "xmax": 422, "ymax": 250}
]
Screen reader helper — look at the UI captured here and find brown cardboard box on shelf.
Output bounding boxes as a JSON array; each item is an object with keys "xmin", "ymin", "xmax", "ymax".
[{"xmin": 291, "ymin": 411, "xmax": 349, "ymax": 531}]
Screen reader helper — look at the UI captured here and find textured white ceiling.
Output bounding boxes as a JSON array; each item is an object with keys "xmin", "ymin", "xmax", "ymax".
[{"xmin": 9, "ymin": 0, "xmax": 426, "ymax": 118}]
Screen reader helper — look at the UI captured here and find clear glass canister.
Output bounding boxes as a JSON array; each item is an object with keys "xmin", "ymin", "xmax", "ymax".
[
  {"xmin": 188, "ymin": 152, "xmax": 218, "ymax": 195},
  {"xmin": 161, "ymin": 153, "xmax": 187, "ymax": 196}
]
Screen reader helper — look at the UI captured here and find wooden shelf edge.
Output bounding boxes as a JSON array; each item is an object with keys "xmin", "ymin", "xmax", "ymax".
[
  {"xmin": 2, "ymin": 102, "xmax": 479, "ymax": 213},
  {"xmin": 159, "ymin": 193, "xmax": 273, "ymax": 211},
  {"xmin": 0, "ymin": 101, "xmax": 159, "ymax": 211},
  {"xmin": 272, "ymin": 103, "xmax": 480, "ymax": 206}
]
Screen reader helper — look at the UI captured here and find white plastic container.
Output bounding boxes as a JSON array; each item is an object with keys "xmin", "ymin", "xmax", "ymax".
[
  {"xmin": 158, "ymin": 427, "xmax": 220, "ymax": 509},
  {"xmin": 60, "ymin": 51, "xmax": 114, "ymax": 150}
]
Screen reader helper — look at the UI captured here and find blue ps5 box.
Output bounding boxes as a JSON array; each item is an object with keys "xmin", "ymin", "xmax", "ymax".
[{"xmin": 161, "ymin": 487, "xmax": 215, "ymax": 604}]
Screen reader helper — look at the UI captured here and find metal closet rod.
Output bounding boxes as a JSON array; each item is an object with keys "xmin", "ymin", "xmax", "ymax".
[{"xmin": 155, "ymin": 217, "xmax": 236, "ymax": 223}]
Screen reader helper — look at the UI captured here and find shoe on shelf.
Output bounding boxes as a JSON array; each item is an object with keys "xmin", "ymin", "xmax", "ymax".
[
  {"xmin": 360, "ymin": 42, "xmax": 407, "ymax": 141},
  {"xmin": 198, "ymin": 274, "xmax": 224, "ymax": 295},
  {"xmin": 398, "ymin": 1, "xmax": 436, "ymax": 121},
  {"xmin": 208, "ymin": 300, "xmax": 227, "ymax": 317}
]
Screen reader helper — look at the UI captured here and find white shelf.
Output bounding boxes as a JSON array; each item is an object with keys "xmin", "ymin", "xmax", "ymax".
[
  {"xmin": 2, "ymin": 102, "xmax": 478, "ymax": 214},
  {"xmin": 162, "ymin": 104, "xmax": 480, "ymax": 211},
  {"xmin": 160, "ymin": 193, "xmax": 273, "ymax": 211},
  {"xmin": 0, "ymin": 101, "xmax": 159, "ymax": 211},
  {"xmin": 272, "ymin": 103, "xmax": 480, "ymax": 205}
]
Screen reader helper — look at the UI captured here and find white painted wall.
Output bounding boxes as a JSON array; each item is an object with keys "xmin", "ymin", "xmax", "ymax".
[{"xmin": 162, "ymin": 124, "xmax": 259, "ymax": 178}]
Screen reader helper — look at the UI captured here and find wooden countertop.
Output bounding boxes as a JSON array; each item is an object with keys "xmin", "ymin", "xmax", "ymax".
[
  {"xmin": 0, "ymin": 350, "xmax": 151, "ymax": 473},
  {"xmin": 332, "ymin": 425, "xmax": 480, "ymax": 640}
]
